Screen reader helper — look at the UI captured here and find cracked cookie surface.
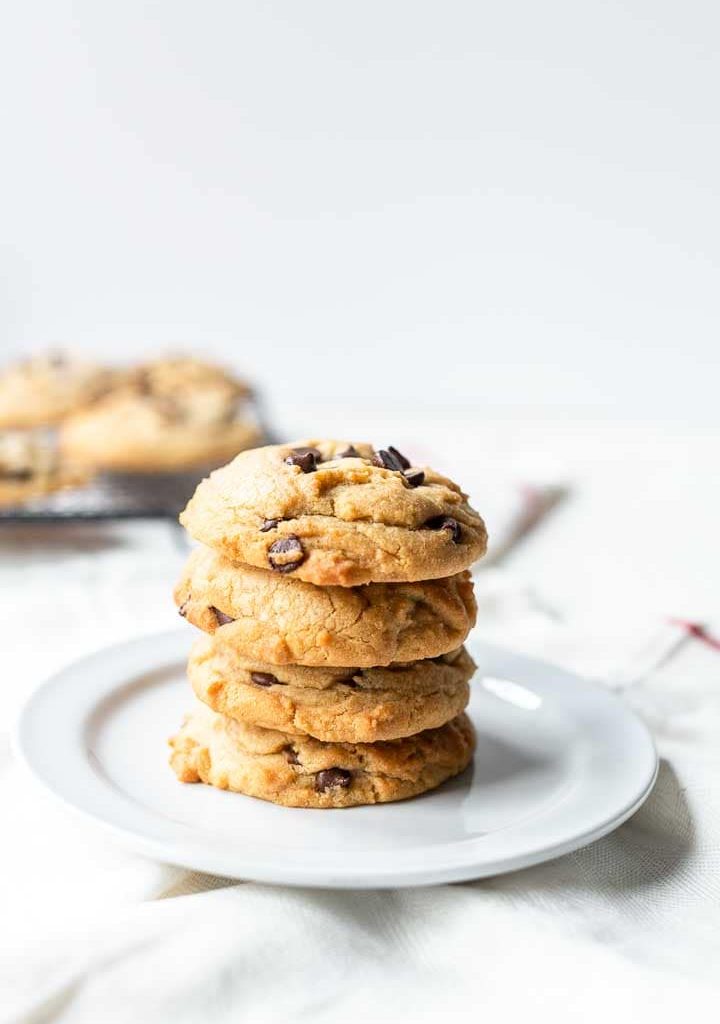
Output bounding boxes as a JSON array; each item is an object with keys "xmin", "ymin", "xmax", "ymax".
[
  {"xmin": 179, "ymin": 440, "xmax": 487, "ymax": 585},
  {"xmin": 175, "ymin": 545, "xmax": 477, "ymax": 667},
  {"xmin": 60, "ymin": 357, "xmax": 261, "ymax": 471},
  {"xmin": 169, "ymin": 701, "xmax": 475, "ymax": 808},
  {"xmin": 188, "ymin": 633, "xmax": 475, "ymax": 742}
]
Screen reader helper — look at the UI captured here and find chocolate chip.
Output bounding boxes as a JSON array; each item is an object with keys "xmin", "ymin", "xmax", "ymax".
[
  {"xmin": 372, "ymin": 449, "xmax": 405, "ymax": 472},
  {"xmin": 315, "ymin": 768, "xmax": 352, "ymax": 792},
  {"xmin": 178, "ymin": 600, "xmax": 189, "ymax": 618},
  {"xmin": 284, "ymin": 446, "xmax": 321, "ymax": 473},
  {"xmin": 268, "ymin": 535, "xmax": 305, "ymax": 573},
  {"xmin": 424, "ymin": 515, "xmax": 462, "ymax": 543},
  {"xmin": 260, "ymin": 518, "xmax": 280, "ymax": 532},
  {"xmin": 387, "ymin": 445, "xmax": 411, "ymax": 470},
  {"xmin": 336, "ymin": 445, "xmax": 360, "ymax": 459},
  {"xmin": 1, "ymin": 468, "xmax": 33, "ymax": 480},
  {"xmin": 251, "ymin": 671, "xmax": 280, "ymax": 687},
  {"xmin": 404, "ymin": 469, "xmax": 425, "ymax": 488},
  {"xmin": 285, "ymin": 746, "xmax": 301, "ymax": 765},
  {"xmin": 210, "ymin": 605, "xmax": 235, "ymax": 626}
]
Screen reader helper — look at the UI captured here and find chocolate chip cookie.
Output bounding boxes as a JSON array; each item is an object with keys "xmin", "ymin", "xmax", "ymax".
[
  {"xmin": 179, "ymin": 440, "xmax": 487, "ymax": 586},
  {"xmin": 188, "ymin": 633, "xmax": 475, "ymax": 742},
  {"xmin": 169, "ymin": 701, "xmax": 475, "ymax": 808},
  {"xmin": 60, "ymin": 357, "xmax": 261, "ymax": 472},
  {"xmin": 175, "ymin": 545, "xmax": 477, "ymax": 667},
  {"xmin": 0, "ymin": 430, "xmax": 90, "ymax": 506},
  {"xmin": 0, "ymin": 351, "xmax": 115, "ymax": 428}
]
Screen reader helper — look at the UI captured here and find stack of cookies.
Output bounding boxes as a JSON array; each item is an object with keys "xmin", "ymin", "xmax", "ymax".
[{"xmin": 169, "ymin": 440, "xmax": 487, "ymax": 808}]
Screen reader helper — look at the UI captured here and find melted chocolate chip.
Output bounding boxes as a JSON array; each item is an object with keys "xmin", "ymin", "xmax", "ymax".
[
  {"xmin": 260, "ymin": 518, "xmax": 280, "ymax": 532},
  {"xmin": 178, "ymin": 600, "xmax": 189, "ymax": 618},
  {"xmin": 285, "ymin": 746, "xmax": 301, "ymax": 765},
  {"xmin": 372, "ymin": 449, "xmax": 405, "ymax": 472},
  {"xmin": 424, "ymin": 515, "xmax": 462, "ymax": 543},
  {"xmin": 284, "ymin": 446, "xmax": 321, "ymax": 473},
  {"xmin": 1, "ymin": 468, "xmax": 33, "ymax": 481},
  {"xmin": 268, "ymin": 535, "xmax": 305, "ymax": 573},
  {"xmin": 315, "ymin": 768, "xmax": 352, "ymax": 792},
  {"xmin": 387, "ymin": 445, "xmax": 411, "ymax": 470},
  {"xmin": 404, "ymin": 469, "xmax": 425, "ymax": 488},
  {"xmin": 251, "ymin": 671, "xmax": 280, "ymax": 687},
  {"xmin": 210, "ymin": 605, "xmax": 235, "ymax": 626},
  {"xmin": 336, "ymin": 445, "xmax": 360, "ymax": 459}
]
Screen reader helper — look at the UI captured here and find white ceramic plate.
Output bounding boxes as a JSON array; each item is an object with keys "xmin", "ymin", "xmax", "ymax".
[{"xmin": 14, "ymin": 630, "xmax": 657, "ymax": 888}]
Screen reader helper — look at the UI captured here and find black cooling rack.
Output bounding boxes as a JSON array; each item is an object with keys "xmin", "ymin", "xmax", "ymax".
[{"xmin": 0, "ymin": 469, "xmax": 210, "ymax": 521}]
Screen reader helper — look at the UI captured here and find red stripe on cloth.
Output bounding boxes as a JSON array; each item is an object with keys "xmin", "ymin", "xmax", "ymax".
[{"xmin": 669, "ymin": 619, "xmax": 720, "ymax": 652}]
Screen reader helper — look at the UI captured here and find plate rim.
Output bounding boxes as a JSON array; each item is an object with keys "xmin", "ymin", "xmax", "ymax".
[{"xmin": 13, "ymin": 629, "xmax": 659, "ymax": 889}]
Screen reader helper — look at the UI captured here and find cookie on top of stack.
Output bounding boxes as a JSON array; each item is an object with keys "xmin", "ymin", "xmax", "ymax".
[{"xmin": 170, "ymin": 440, "xmax": 487, "ymax": 808}]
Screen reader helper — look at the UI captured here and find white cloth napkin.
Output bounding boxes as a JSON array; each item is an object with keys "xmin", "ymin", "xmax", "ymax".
[{"xmin": 1, "ymin": 498, "xmax": 718, "ymax": 1022}]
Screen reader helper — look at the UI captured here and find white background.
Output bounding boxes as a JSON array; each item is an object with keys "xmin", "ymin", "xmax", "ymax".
[
  {"xmin": 2, "ymin": 7, "xmax": 720, "ymax": 1017},
  {"xmin": 1, "ymin": 1, "xmax": 718, "ymax": 424}
]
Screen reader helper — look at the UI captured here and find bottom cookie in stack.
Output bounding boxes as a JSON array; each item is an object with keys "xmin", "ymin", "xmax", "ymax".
[{"xmin": 169, "ymin": 701, "xmax": 476, "ymax": 809}]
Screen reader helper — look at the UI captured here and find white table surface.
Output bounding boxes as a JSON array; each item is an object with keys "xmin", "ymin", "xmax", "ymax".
[{"xmin": 1, "ymin": 410, "xmax": 718, "ymax": 1021}]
